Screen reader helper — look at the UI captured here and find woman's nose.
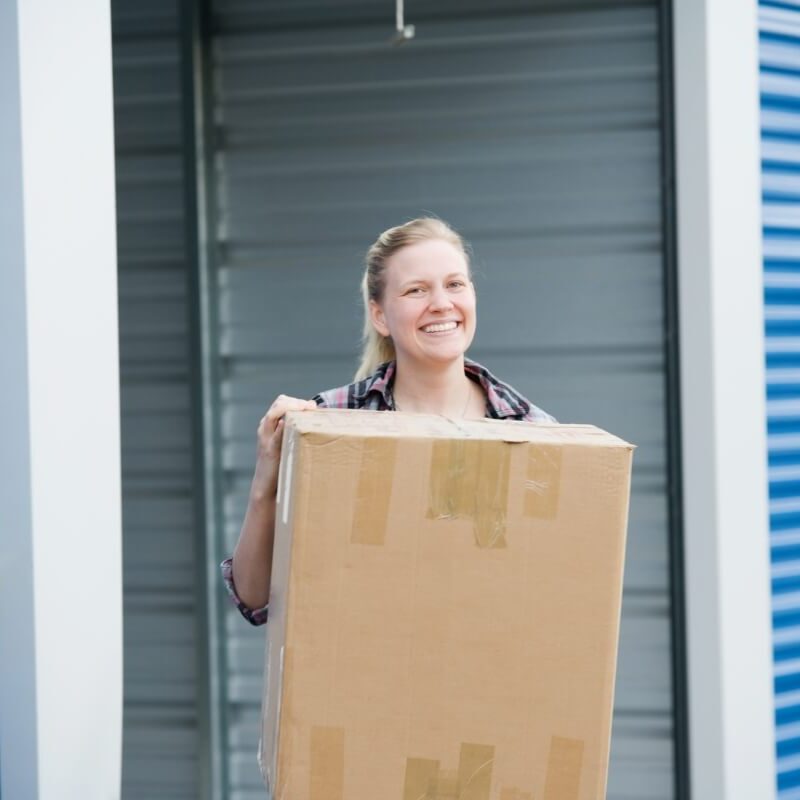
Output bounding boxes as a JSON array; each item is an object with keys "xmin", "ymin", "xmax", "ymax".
[{"xmin": 429, "ymin": 287, "xmax": 454, "ymax": 310}]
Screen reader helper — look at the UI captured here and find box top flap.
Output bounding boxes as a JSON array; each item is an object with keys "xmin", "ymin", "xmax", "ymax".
[{"xmin": 284, "ymin": 408, "xmax": 634, "ymax": 449}]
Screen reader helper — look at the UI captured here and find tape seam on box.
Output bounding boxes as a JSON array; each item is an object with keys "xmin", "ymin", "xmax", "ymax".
[
  {"xmin": 428, "ymin": 440, "xmax": 511, "ymax": 548},
  {"xmin": 351, "ymin": 438, "xmax": 397, "ymax": 545},
  {"xmin": 310, "ymin": 726, "xmax": 345, "ymax": 800},
  {"xmin": 402, "ymin": 742, "xmax": 494, "ymax": 800},
  {"xmin": 542, "ymin": 735, "xmax": 584, "ymax": 800}
]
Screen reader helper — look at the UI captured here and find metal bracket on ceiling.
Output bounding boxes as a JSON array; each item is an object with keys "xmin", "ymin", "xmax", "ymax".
[{"xmin": 392, "ymin": 0, "xmax": 415, "ymax": 44}]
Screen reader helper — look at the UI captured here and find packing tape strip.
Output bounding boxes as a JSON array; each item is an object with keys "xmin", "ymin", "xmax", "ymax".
[
  {"xmin": 523, "ymin": 444, "xmax": 562, "ymax": 520},
  {"xmin": 402, "ymin": 742, "xmax": 494, "ymax": 800},
  {"xmin": 351, "ymin": 438, "xmax": 397, "ymax": 545},
  {"xmin": 309, "ymin": 726, "xmax": 344, "ymax": 800},
  {"xmin": 499, "ymin": 789, "xmax": 533, "ymax": 800},
  {"xmin": 471, "ymin": 444, "xmax": 510, "ymax": 549},
  {"xmin": 403, "ymin": 757, "xmax": 441, "ymax": 800},
  {"xmin": 428, "ymin": 440, "xmax": 510, "ymax": 548},
  {"xmin": 432, "ymin": 769, "xmax": 460, "ymax": 798},
  {"xmin": 458, "ymin": 742, "xmax": 495, "ymax": 800},
  {"xmin": 428, "ymin": 439, "xmax": 477, "ymax": 519},
  {"xmin": 542, "ymin": 736, "xmax": 584, "ymax": 800}
]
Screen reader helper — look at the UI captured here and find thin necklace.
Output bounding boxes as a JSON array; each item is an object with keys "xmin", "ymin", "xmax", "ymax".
[{"xmin": 394, "ymin": 380, "xmax": 473, "ymax": 418}]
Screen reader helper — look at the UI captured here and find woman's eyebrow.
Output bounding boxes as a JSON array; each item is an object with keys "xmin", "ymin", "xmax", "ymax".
[
  {"xmin": 399, "ymin": 272, "xmax": 467, "ymax": 289},
  {"xmin": 398, "ymin": 278, "xmax": 428, "ymax": 289}
]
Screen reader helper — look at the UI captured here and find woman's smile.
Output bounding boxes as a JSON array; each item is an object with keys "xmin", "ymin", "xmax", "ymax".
[
  {"xmin": 420, "ymin": 320, "xmax": 461, "ymax": 335},
  {"xmin": 422, "ymin": 320, "xmax": 460, "ymax": 335}
]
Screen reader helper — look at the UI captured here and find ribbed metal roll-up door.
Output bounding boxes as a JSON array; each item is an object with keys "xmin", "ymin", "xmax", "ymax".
[
  {"xmin": 209, "ymin": 2, "xmax": 675, "ymax": 798},
  {"xmin": 112, "ymin": 2, "xmax": 200, "ymax": 796},
  {"xmin": 761, "ymin": 3, "xmax": 800, "ymax": 796}
]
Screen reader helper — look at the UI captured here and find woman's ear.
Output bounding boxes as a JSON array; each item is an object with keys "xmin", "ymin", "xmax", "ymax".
[{"xmin": 369, "ymin": 299, "xmax": 390, "ymax": 338}]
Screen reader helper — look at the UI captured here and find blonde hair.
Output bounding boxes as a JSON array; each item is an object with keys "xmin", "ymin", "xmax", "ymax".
[{"xmin": 354, "ymin": 217, "xmax": 471, "ymax": 381}]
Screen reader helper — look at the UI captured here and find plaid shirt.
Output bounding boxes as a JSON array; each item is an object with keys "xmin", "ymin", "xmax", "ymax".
[{"xmin": 221, "ymin": 358, "xmax": 556, "ymax": 625}]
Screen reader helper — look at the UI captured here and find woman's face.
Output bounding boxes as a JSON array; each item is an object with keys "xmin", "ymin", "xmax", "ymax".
[{"xmin": 369, "ymin": 238, "xmax": 477, "ymax": 368}]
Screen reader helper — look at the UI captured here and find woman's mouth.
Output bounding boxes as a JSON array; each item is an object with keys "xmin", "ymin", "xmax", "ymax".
[{"xmin": 421, "ymin": 321, "xmax": 460, "ymax": 335}]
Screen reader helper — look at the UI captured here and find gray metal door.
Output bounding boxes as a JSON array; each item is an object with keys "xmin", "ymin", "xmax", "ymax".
[
  {"xmin": 112, "ymin": 2, "xmax": 201, "ymax": 797},
  {"xmin": 209, "ymin": 2, "xmax": 675, "ymax": 798}
]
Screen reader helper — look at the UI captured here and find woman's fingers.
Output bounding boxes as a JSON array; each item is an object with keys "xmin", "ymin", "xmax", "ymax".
[
  {"xmin": 268, "ymin": 395, "xmax": 317, "ymax": 422},
  {"xmin": 258, "ymin": 396, "xmax": 317, "ymax": 451},
  {"xmin": 252, "ymin": 397, "xmax": 315, "ymax": 497},
  {"xmin": 267, "ymin": 418, "xmax": 286, "ymax": 459}
]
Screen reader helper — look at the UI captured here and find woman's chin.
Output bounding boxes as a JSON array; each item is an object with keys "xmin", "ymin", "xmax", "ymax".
[{"xmin": 413, "ymin": 346, "xmax": 469, "ymax": 366}]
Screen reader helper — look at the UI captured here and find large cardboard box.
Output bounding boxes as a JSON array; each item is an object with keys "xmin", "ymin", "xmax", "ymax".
[{"xmin": 261, "ymin": 409, "xmax": 634, "ymax": 800}]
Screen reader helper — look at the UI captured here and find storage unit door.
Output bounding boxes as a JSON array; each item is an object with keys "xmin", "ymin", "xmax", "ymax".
[
  {"xmin": 760, "ymin": 2, "xmax": 800, "ymax": 796},
  {"xmin": 112, "ymin": 1, "xmax": 201, "ymax": 797},
  {"xmin": 210, "ymin": 1, "xmax": 675, "ymax": 797}
]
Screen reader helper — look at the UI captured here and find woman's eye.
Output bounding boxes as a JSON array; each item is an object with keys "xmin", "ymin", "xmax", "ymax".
[
  {"xmin": 406, "ymin": 287, "xmax": 424, "ymax": 295},
  {"xmin": 449, "ymin": 281, "xmax": 465, "ymax": 289}
]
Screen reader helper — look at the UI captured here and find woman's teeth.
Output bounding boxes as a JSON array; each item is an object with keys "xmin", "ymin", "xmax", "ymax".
[{"xmin": 423, "ymin": 322, "xmax": 458, "ymax": 333}]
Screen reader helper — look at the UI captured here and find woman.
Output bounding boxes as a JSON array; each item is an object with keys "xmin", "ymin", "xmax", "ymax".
[{"xmin": 221, "ymin": 217, "xmax": 556, "ymax": 625}]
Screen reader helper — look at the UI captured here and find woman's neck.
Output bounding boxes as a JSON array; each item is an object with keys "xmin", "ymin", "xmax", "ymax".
[{"xmin": 392, "ymin": 356, "xmax": 481, "ymax": 417}]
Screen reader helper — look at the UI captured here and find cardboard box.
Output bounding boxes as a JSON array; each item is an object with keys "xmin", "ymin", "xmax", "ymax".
[{"xmin": 261, "ymin": 409, "xmax": 634, "ymax": 800}]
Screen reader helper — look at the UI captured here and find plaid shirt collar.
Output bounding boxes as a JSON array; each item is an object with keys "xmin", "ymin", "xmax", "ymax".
[{"xmin": 354, "ymin": 358, "xmax": 533, "ymax": 420}]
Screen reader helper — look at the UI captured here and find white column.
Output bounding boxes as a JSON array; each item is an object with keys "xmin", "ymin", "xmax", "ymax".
[
  {"xmin": 0, "ymin": 1, "xmax": 123, "ymax": 798},
  {"xmin": 673, "ymin": 0, "xmax": 776, "ymax": 798}
]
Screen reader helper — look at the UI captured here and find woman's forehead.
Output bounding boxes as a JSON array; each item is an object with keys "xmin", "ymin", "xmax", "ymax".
[{"xmin": 385, "ymin": 239, "xmax": 469, "ymax": 282}]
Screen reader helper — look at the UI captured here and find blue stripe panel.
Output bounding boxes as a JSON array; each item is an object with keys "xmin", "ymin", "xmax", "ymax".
[{"xmin": 761, "ymin": 1, "xmax": 800, "ymax": 796}]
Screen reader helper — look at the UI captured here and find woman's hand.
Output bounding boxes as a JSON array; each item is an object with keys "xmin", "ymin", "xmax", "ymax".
[
  {"xmin": 233, "ymin": 395, "xmax": 317, "ymax": 612},
  {"xmin": 250, "ymin": 395, "xmax": 317, "ymax": 501}
]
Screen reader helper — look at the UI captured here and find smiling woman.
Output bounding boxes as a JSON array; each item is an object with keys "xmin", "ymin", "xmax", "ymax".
[{"xmin": 221, "ymin": 217, "xmax": 556, "ymax": 625}]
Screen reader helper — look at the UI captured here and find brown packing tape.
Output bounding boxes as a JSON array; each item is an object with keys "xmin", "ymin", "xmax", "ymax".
[
  {"xmin": 428, "ymin": 440, "xmax": 510, "ymax": 548},
  {"xmin": 542, "ymin": 736, "xmax": 584, "ymax": 800},
  {"xmin": 431, "ymin": 769, "xmax": 460, "ymax": 799},
  {"xmin": 523, "ymin": 444, "xmax": 562, "ymax": 520},
  {"xmin": 428, "ymin": 438, "xmax": 464, "ymax": 520},
  {"xmin": 402, "ymin": 743, "xmax": 494, "ymax": 800},
  {"xmin": 351, "ymin": 438, "xmax": 397, "ymax": 545},
  {"xmin": 472, "ymin": 443, "xmax": 510, "ymax": 549},
  {"xmin": 309, "ymin": 726, "xmax": 344, "ymax": 800},
  {"xmin": 499, "ymin": 790, "xmax": 533, "ymax": 800},
  {"xmin": 457, "ymin": 742, "xmax": 495, "ymax": 800},
  {"xmin": 403, "ymin": 757, "xmax": 440, "ymax": 800}
]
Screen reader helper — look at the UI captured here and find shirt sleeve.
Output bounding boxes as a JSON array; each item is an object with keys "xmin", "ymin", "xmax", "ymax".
[{"xmin": 220, "ymin": 557, "xmax": 269, "ymax": 627}]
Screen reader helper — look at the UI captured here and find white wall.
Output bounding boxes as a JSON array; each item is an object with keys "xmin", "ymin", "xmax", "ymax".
[
  {"xmin": 673, "ymin": 0, "xmax": 776, "ymax": 797},
  {"xmin": 0, "ymin": 0, "xmax": 123, "ymax": 797}
]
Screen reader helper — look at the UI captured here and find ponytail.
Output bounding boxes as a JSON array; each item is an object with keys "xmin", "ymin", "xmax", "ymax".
[{"xmin": 354, "ymin": 272, "xmax": 396, "ymax": 381}]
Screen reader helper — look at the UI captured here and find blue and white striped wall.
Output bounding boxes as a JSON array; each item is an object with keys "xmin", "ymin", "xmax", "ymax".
[{"xmin": 762, "ymin": 1, "xmax": 800, "ymax": 796}]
